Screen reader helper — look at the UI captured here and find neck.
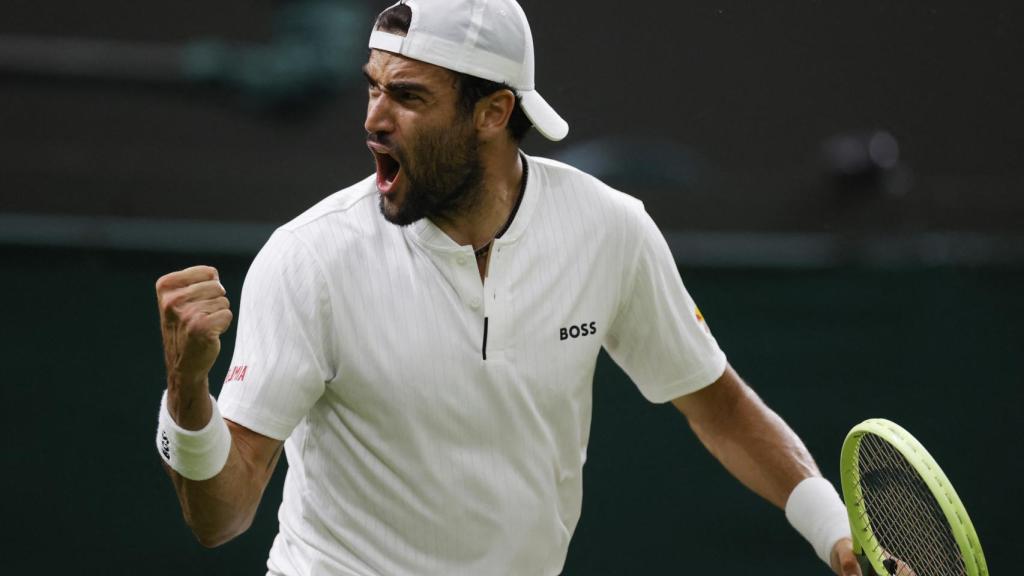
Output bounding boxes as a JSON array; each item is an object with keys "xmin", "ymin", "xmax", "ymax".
[{"xmin": 433, "ymin": 145, "xmax": 523, "ymax": 250}]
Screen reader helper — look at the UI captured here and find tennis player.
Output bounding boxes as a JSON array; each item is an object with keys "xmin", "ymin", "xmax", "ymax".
[{"xmin": 154, "ymin": 1, "xmax": 864, "ymax": 574}]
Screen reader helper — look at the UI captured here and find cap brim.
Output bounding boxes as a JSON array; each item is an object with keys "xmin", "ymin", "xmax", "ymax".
[{"xmin": 520, "ymin": 90, "xmax": 569, "ymax": 141}]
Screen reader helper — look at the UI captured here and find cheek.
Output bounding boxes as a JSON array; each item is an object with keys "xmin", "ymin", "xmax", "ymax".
[
  {"xmin": 401, "ymin": 109, "xmax": 471, "ymax": 168},
  {"xmin": 399, "ymin": 128, "xmax": 436, "ymax": 169}
]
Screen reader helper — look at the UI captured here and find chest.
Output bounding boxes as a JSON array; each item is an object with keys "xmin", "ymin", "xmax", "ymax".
[{"xmin": 321, "ymin": 229, "xmax": 624, "ymax": 423}]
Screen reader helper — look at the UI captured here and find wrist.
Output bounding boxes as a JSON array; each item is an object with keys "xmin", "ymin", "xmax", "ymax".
[
  {"xmin": 785, "ymin": 476, "xmax": 851, "ymax": 567},
  {"xmin": 167, "ymin": 370, "xmax": 209, "ymax": 393},
  {"xmin": 156, "ymin": 390, "xmax": 231, "ymax": 481},
  {"xmin": 166, "ymin": 374, "xmax": 212, "ymax": 430}
]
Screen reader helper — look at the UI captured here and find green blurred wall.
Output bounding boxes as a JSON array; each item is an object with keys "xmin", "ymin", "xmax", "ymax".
[{"xmin": 3, "ymin": 246, "xmax": 1019, "ymax": 574}]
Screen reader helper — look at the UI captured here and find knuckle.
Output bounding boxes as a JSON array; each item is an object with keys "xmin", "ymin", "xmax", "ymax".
[
  {"xmin": 158, "ymin": 297, "xmax": 176, "ymax": 317},
  {"xmin": 163, "ymin": 292, "xmax": 185, "ymax": 311},
  {"xmin": 198, "ymin": 281, "xmax": 220, "ymax": 297},
  {"xmin": 184, "ymin": 312, "xmax": 207, "ymax": 331},
  {"xmin": 155, "ymin": 273, "xmax": 175, "ymax": 293}
]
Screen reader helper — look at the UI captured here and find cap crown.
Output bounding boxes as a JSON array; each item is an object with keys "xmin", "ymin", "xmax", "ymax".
[
  {"xmin": 369, "ymin": 0, "xmax": 568, "ymax": 141},
  {"xmin": 373, "ymin": 0, "xmax": 535, "ymax": 90}
]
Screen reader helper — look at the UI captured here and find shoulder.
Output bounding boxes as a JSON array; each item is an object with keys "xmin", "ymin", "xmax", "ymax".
[
  {"xmin": 248, "ymin": 175, "xmax": 383, "ymax": 279},
  {"xmin": 529, "ymin": 155, "xmax": 644, "ymax": 210},
  {"xmin": 526, "ymin": 155, "xmax": 648, "ymax": 232},
  {"xmin": 277, "ymin": 175, "xmax": 380, "ymax": 238}
]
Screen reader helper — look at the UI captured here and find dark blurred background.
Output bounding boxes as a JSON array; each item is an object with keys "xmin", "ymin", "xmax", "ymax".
[{"xmin": 1, "ymin": 1, "xmax": 1020, "ymax": 574}]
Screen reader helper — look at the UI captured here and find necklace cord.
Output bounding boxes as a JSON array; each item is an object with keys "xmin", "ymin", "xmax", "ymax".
[{"xmin": 475, "ymin": 154, "xmax": 528, "ymax": 259}]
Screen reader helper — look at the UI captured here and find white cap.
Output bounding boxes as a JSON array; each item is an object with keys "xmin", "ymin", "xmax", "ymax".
[{"xmin": 368, "ymin": 0, "xmax": 569, "ymax": 141}]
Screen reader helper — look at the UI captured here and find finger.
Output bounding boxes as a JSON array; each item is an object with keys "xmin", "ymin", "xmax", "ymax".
[
  {"xmin": 170, "ymin": 309, "xmax": 232, "ymax": 376},
  {"xmin": 831, "ymin": 539, "xmax": 863, "ymax": 576},
  {"xmin": 202, "ymin": 308, "xmax": 234, "ymax": 336},
  {"xmin": 898, "ymin": 559, "xmax": 918, "ymax": 576},
  {"xmin": 183, "ymin": 296, "xmax": 231, "ymax": 317},
  {"xmin": 184, "ymin": 309, "xmax": 233, "ymax": 338},
  {"xmin": 841, "ymin": 555, "xmax": 863, "ymax": 576},
  {"xmin": 177, "ymin": 279, "xmax": 227, "ymax": 303},
  {"xmin": 159, "ymin": 280, "xmax": 227, "ymax": 322},
  {"xmin": 156, "ymin": 265, "xmax": 219, "ymax": 293},
  {"xmin": 834, "ymin": 551, "xmax": 862, "ymax": 576},
  {"xmin": 179, "ymin": 310, "xmax": 232, "ymax": 355}
]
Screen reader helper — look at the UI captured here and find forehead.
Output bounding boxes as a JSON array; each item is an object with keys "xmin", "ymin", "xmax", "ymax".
[{"xmin": 365, "ymin": 49, "xmax": 458, "ymax": 91}]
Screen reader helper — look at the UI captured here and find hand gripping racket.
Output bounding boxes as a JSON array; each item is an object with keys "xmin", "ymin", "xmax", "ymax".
[{"xmin": 840, "ymin": 418, "xmax": 988, "ymax": 576}]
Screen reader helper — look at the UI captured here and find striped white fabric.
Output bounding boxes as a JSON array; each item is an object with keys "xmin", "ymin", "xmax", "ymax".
[{"xmin": 218, "ymin": 155, "xmax": 727, "ymax": 576}]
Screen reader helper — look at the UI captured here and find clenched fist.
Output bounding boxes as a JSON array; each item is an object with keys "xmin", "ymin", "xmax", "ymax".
[{"xmin": 156, "ymin": 265, "xmax": 233, "ymax": 428}]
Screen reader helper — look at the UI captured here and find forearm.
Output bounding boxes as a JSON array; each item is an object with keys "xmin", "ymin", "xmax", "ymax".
[
  {"xmin": 166, "ymin": 426, "xmax": 281, "ymax": 547},
  {"xmin": 673, "ymin": 367, "xmax": 819, "ymax": 508},
  {"xmin": 673, "ymin": 366, "xmax": 852, "ymax": 573},
  {"xmin": 155, "ymin": 266, "xmax": 281, "ymax": 546},
  {"xmin": 161, "ymin": 380, "xmax": 282, "ymax": 547}
]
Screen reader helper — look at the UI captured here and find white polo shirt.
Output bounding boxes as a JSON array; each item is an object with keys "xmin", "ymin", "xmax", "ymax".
[{"xmin": 218, "ymin": 155, "xmax": 727, "ymax": 576}]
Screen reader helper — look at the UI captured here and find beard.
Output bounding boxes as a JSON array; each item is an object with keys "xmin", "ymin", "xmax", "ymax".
[{"xmin": 374, "ymin": 117, "xmax": 484, "ymax": 227}]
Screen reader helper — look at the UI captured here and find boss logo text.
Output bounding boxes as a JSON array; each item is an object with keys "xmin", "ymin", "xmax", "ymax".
[{"xmin": 560, "ymin": 322, "xmax": 597, "ymax": 341}]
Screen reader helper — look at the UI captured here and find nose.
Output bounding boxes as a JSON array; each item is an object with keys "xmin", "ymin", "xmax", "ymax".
[{"xmin": 364, "ymin": 92, "xmax": 394, "ymax": 135}]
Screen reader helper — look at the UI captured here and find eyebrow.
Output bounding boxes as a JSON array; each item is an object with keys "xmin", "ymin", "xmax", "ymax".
[{"xmin": 362, "ymin": 65, "xmax": 433, "ymax": 97}]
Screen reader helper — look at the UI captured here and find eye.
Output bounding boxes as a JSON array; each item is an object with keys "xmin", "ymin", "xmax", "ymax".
[{"xmin": 397, "ymin": 90, "xmax": 420, "ymax": 102}]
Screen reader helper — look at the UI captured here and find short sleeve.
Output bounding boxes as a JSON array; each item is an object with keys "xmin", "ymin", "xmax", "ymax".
[
  {"xmin": 217, "ymin": 229, "xmax": 336, "ymax": 440},
  {"xmin": 603, "ymin": 206, "xmax": 727, "ymax": 403}
]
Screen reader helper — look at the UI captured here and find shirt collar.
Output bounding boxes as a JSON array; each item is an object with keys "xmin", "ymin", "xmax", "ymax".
[{"xmin": 406, "ymin": 152, "xmax": 539, "ymax": 253}]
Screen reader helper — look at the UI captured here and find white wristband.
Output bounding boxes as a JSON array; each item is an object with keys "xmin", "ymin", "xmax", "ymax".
[
  {"xmin": 785, "ymin": 476, "xmax": 851, "ymax": 566},
  {"xmin": 156, "ymin": 390, "xmax": 231, "ymax": 481}
]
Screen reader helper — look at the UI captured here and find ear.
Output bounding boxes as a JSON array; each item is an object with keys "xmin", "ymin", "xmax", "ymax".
[{"xmin": 474, "ymin": 89, "xmax": 516, "ymax": 141}]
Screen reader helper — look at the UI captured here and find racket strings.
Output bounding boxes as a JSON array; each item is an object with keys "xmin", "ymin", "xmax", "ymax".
[{"xmin": 856, "ymin": 434, "xmax": 965, "ymax": 576}]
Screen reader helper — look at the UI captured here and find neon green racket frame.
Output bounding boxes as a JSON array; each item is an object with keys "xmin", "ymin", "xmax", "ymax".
[{"xmin": 840, "ymin": 418, "xmax": 988, "ymax": 576}]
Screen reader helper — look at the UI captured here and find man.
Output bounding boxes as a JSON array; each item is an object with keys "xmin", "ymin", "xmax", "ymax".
[{"xmin": 154, "ymin": 1, "xmax": 865, "ymax": 574}]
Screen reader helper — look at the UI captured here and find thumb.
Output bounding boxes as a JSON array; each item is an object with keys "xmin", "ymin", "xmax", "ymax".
[
  {"xmin": 839, "ymin": 556, "xmax": 863, "ymax": 576},
  {"xmin": 830, "ymin": 538, "xmax": 864, "ymax": 576}
]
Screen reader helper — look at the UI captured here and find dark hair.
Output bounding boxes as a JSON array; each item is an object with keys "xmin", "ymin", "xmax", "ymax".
[{"xmin": 374, "ymin": 4, "xmax": 532, "ymax": 142}]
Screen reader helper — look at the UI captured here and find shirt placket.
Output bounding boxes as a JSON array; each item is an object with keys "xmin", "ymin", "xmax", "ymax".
[{"xmin": 481, "ymin": 240, "xmax": 512, "ymax": 361}]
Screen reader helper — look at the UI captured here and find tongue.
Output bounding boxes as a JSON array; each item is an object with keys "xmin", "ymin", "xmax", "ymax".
[
  {"xmin": 376, "ymin": 170, "xmax": 392, "ymax": 193},
  {"xmin": 376, "ymin": 156, "xmax": 401, "ymax": 194}
]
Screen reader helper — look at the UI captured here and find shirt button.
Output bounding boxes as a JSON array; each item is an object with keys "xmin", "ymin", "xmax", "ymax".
[
  {"xmin": 456, "ymin": 255, "xmax": 468, "ymax": 266},
  {"xmin": 470, "ymin": 297, "xmax": 481, "ymax": 310}
]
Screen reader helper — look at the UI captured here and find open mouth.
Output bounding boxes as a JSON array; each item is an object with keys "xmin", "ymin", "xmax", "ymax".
[{"xmin": 373, "ymin": 150, "xmax": 402, "ymax": 195}]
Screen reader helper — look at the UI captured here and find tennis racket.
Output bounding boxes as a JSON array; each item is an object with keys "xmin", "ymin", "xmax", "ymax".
[{"xmin": 840, "ymin": 418, "xmax": 988, "ymax": 576}]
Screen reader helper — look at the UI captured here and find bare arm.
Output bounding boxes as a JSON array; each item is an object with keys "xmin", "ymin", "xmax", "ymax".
[
  {"xmin": 672, "ymin": 364, "xmax": 863, "ymax": 575},
  {"xmin": 156, "ymin": 266, "xmax": 283, "ymax": 547},
  {"xmin": 163, "ymin": 417, "xmax": 283, "ymax": 547},
  {"xmin": 671, "ymin": 364, "xmax": 817, "ymax": 508}
]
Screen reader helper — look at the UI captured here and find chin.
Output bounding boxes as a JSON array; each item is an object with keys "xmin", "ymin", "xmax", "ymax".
[{"xmin": 378, "ymin": 193, "xmax": 419, "ymax": 227}]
